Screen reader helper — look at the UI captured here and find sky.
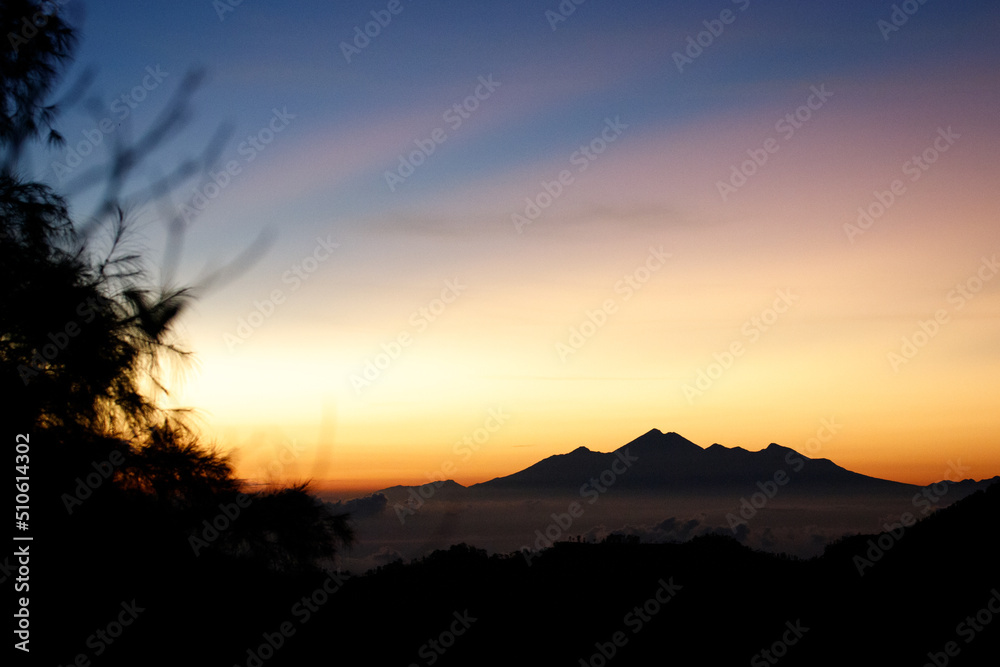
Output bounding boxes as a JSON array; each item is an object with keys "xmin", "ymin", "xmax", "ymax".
[{"xmin": 30, "ymin": 0, "xmax": 1000, "ymax": 493}]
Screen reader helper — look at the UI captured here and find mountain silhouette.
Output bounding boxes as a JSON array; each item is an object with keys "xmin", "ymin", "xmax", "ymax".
[
  {"xmin": 367, "ymin": 428, "xmax": 998, "ymax": 512},
  {"xmin": 376, "ymin": 429, "xmax": 956, "ymax": 498}
]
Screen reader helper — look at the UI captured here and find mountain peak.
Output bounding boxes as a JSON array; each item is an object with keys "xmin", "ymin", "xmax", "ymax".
[{"xmin": 622, "ymin": 429, "xmax": 702, "ymax": 453}]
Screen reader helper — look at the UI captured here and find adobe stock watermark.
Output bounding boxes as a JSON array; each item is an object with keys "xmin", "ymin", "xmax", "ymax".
[
  {"xmin": 340, "ymin": 0, "xmax": 415, "ymax": 63},
  {"xmin": 49, "ymin": 65, "xmax": 169, "ymax": 183},
  {"xmin": 408, "ymin": 610, "xmax": 477, "ymax": 667},
  {"xmin": 682, "ymin": 289, "xmax": 799, "ymax": 403},
  {"xmin": 394, "ymin": 407, "xmax": 510, "ymax": 524},
  {"xmin": 181, "ymin": 107, "xmax": 296, "ymax": 226},
  {"xmin": 60, "ymin": 449, "xmax": 125, "ymax": 515},
  {"xmin": 878, "ymin": 0, "xmax": 933, "ymax": 41},
  {"xmin": 843, "ymin": 126, "xmax": 959, "ymax": 243},
  {"xmin": 578, "ymin": 578, "xmax": 683, "ymax": 667},
  {"xmin": 17, "ymin": 296, "xmax": 102, "ymax": 385},
  {"xmin": 6, "ymin": 0, "xmax": 73, "ymax": 55},
  {"xmin": 726, "ymin": 418, "xmax": 842, "ymax": 533},
  {"xmin": 224, "ymin": 235, "xmax": 339, "ymax": 350},
  {"xmin": 254, "ymin": 438, "xmax": 308, "ymax": 481},
  {"xmin": 520, "ymin": 448, "xmax": 638, "ymax": 564},
  {"xmin": 0, "ymin": 551, "xmax": 24, "ymax": 588},
  {"xmin": 853, "ymin": 459, "xmax": 967, "ymax": 576},
  {"xmin": 213, "ymin": 0, "xmax": 249, "ymax": 21},
  {"xmin": 350, "ymin": 278, "xmax": 466, "ymax": 394},
  {"xmin": 556, "ymin": 246, "xmax": 671, "ymax": 362},
  {"xmin": 716, "ymin": 84, "xmax": 833, "ymax": 201},
  {"xmin": 750, "ymin": 620, "xmax": 810, "ymax": 666},
  {"xmin": 188, "ymin": 493, "xmax": 252, "ymax": 556},
  {"xmin": 544, "ymin": 0, "xmax": 592, "ymax": 31},
  {"xmin": 12, "ymin": 546, "xmax": 29, "ymax": 652},
  {"xmin": 672, "ymin": 0, "xmax": 752, "ymax": 73},
  {"xmin": 923, "ymin": 588, "xmax": 1000, "ymax": 667},
  {"xmin": 384, "ymin": 74, "xmax": 501, "ymax": 192},
  {"xmin": 912, "ymin": 459, "xmax": 970, "ymax": 516},
  {"xmin": 190, "ymin": 415, "xmax": 344, "ymax": 561},
  {"xmin": 511, "ymin": 116, "xmax": 628, "ymax": 234},
  {"xmin": 234, "ymin": 572, "xmax": 349, "ymax": 667},
  {"xmin": 51, "ymin": 599, "xmax": 145, "ymax": 664},
  {"xmin": 887, "ymin": 254, "xmax": 997, "ymax": 372}
]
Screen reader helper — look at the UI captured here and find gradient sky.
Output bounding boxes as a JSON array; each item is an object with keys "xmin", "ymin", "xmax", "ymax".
[{"xmin": 33, "ymin": 0, "xmax": 1000, "ymax": 492}]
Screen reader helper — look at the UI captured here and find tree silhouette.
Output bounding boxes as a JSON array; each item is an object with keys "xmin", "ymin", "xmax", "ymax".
[{"xmin": 2, "ymin": 0, "xmax": 351, "ymax": 591}]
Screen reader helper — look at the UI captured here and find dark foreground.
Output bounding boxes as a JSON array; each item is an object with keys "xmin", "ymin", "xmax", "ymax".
[{"xmin": 24, "ymin": 482, "xmax": 999, "ymax": 666}]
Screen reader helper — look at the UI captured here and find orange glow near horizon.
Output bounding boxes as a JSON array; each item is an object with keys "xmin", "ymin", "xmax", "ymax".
[{"xmin": 191, "ymin": 394, "xmax": 1000, "ymax": 498}]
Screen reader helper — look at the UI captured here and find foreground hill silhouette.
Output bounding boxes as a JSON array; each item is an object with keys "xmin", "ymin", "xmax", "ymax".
[{"xmin": 278, "ymin": 481, "xmax": 1000, "ymax": 666}]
